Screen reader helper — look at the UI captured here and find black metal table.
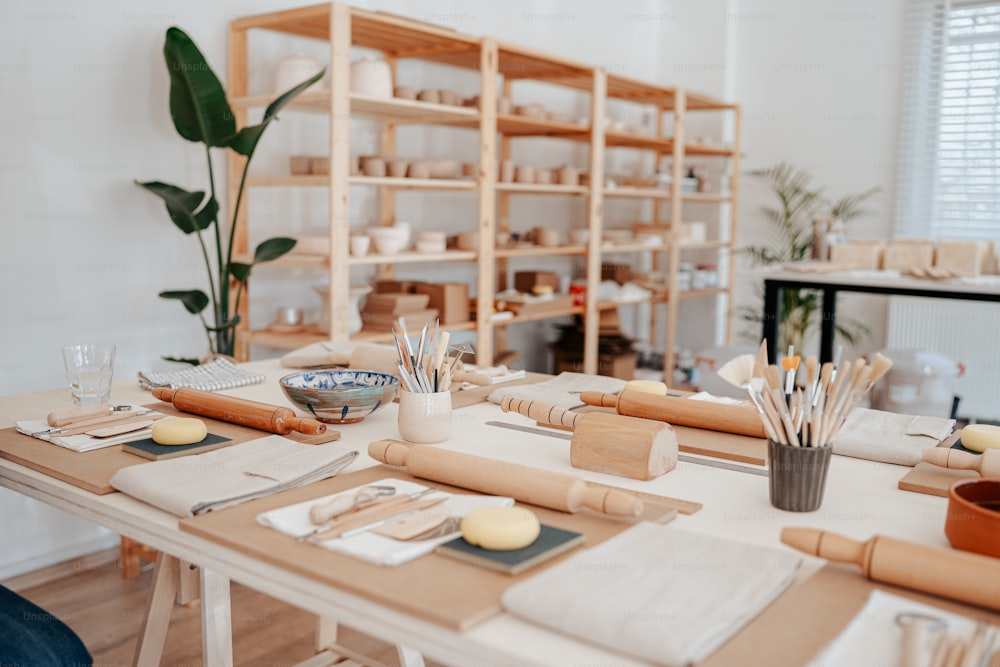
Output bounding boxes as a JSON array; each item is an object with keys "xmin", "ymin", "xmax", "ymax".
[{"xmin": 761, "ymin": 270, "xmax": 1000, "ymax": 363}]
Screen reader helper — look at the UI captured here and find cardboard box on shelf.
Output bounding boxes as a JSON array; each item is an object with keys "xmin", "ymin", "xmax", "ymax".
[
  {"xmin": 514, "ymin": 271, "xmax": 560, "ymax": 294},
  {"xmin": 883, "ymin": 239, "xmax": 934, "ymax": 271},
  {"xmin": 551, "ymin": 348, "xmax": 637, "ymax": 380},
  {"xmin": 413, "ymin": 282, "xmax": 470, "ymax": 324},
  {"xmin": 935, "ymin": 240, "xmax": 995, "ymax": 275},
  {"xmin": 601, "ymin": 262, "xmax": 632, "ymax": 285},
  {"xmin": 375, "ymin": 280, "xmax": 416, "ymax": 294},
  {"xmin": 829, "ymin": 241, "xmax": 884, "ymax": 269}
]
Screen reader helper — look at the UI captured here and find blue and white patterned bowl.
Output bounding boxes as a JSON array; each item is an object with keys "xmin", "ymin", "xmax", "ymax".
[{"xmin": 279, "ymin": 369, "xmax": 400, "ymax": 424}]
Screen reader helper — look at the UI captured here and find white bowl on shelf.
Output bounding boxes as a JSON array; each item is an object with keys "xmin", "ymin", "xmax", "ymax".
[
  {"xmin": 367, "ymin": 226, "xmax": 409, "ymax": 255},
  {"xmin": 350, "ymin": 56, "xmax": 393, "ymax": 98}
]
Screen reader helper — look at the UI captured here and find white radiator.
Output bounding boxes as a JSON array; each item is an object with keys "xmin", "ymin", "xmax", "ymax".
[{"xmin": 886, "ymin": 297, "xmax": 1000, "ymax": 420}]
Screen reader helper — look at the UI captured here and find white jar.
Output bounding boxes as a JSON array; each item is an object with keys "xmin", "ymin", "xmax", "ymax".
[{"xmin": 350, "ymin": 56, "xmax": 393, "ymax": 98}]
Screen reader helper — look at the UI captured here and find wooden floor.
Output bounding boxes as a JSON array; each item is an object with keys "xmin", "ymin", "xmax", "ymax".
[{"xmin": 11, "ymin": 554, "xmax": 439, "ymax": 666}]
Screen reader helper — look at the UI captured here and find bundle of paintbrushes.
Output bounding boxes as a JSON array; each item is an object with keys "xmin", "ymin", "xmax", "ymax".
[
  {"xmin": 743, "ymin": 341, "xmax": 893, "ymax": 448},
  {"xmin": 391, "ymin": 318, "xmax": 469, "ymax": 393}
]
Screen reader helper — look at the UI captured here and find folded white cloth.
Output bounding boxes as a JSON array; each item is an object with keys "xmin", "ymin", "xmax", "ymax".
[
  {"xmin": 808, "ymin": 590, "xmax": 989, "ymax": 666},
  {"xmin": 137, "ymin": 358, "xmax": 264, "ymax": 392},
  {"xmin": 109, "ymin": 436, "xmax": 358, "ymax": 516},
  {"xmin": 280, "ymin": 341, "xmax": 374, "ymax": 369},
  {"xmin": 832, "ymin": 407, "xmax": 955, "ymax": 466},
  {"xmin": 15, "ymin": 405, "xmax": 162, "ymax": 452},
  {"xmin": 487, "ymin": 372, "xmax": 626, "ymax": 411},
  {"xmin": 502, "ymin": 523, "xmax": 801, "ymax": 667},
  {"xmin": 257, "ymin": 477, "xmax": 513, "ymax": 566}
]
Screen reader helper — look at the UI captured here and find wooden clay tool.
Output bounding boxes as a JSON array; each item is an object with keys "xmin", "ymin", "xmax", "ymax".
[
  {"xmin": 922, "ymin": 447, "xmax": 1000, "ymax": 477},
  {"xmin": 499, "ymin": 395, "xmax": 677, "ymax": 480},
  {"xmin": 781, "ymin": 527, "xmax": 1000, "ymax": 612},
  {"xmin": 368, "ymin": 439, "xmax": 644, "ymax": 518},
  {"xmin": 152, "ymin": 387, "xmax": 326, "ymax": 435},
  {"xmin": 46, "ymin": 403, "xmax": 132, "ymax": 427},
  {"xmin": 580, "ymin": 390, "xmax": 766, "ymax": 439}
]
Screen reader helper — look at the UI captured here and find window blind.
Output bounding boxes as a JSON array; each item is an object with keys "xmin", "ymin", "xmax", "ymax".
[{"xmin": 895, "ymin": 0, "xmax": 1000, "ymax": 240}]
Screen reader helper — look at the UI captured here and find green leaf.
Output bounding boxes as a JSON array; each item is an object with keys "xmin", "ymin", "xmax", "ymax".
[
  {"xmin": 254, "ymin": 237, "xmax": 297, "ymax": 263},
  {"xmin": 163, "ymin": 27, "xmax": 236, "ymax": 147},
  {"xmin": 229, "ymin": 262, "xmax": 252, "ymax": 282},
  {"xmin": 137, "ymin": 180, "xmax": 216, "ymax": 234},
  {"xmin": 159, "ymin": 289, "xmax": 209, "ymax": 314},
  {"xmin": 162, "ymin": 355, "xmax": 201, "ymax": 366},
  {"xmin": 227, "ymin": 69, "xmax": 325, "ymax": 157},
  {"xmin": 205, "ymin": 316, "xmax": 241, "ymax": 332}
]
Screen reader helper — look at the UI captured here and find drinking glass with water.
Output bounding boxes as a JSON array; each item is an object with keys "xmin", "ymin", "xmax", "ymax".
[{"xmin": 62, "ymin": 344, "xmax": 116, "ymax": 406}]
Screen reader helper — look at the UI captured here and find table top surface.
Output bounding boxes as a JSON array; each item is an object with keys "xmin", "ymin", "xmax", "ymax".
[
  {"xmin": 762, "ymin": 267, "xmax": 1000, "ymax": 294},
  {"xmin": 0, "ymin": 359, "xmax": 956, "ymax": 666}
]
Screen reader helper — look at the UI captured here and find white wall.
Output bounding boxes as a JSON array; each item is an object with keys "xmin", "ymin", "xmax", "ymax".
[{"xmin": 0, "ymin": 0, "xmax": 904, "ymax": 575}]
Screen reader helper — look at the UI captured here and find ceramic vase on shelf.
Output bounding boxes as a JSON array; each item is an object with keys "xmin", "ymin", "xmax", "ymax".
[
  {"xmin": 350, "ymin": 56, "xmax": 393, "ymax": 98},
  {"xmin": 313, "ymin": 285, "xmax": 372, "ymax": 335}
]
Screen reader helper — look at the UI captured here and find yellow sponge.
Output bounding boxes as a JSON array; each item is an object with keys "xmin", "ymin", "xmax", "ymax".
[
  {"xmin": 461, "ymin": 506, "xmax": 540, "ymax": 551},
  {"xmin": 961, "ymin": 424, "xmax": 1000, "ymax": 452},
  {"xmin": 624, "ymin": 380, "xmax": 668, "ymax": 395},
  {"xmin": 152, "ymin": 418, "xmax": 208, "ymax": 446}
]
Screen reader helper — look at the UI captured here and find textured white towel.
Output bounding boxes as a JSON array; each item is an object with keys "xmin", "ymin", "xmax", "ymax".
[
  {"xmin": 502, "ymin": 523, "xmax": 801, "ymax": 667},
  {"xmin": 137, "ymin": 358, "xmax": 264, "ymax": 391},
  {"xmin": 832, "ymin": 407, "xmax": 955, "ymax": 466},
  {"xmin": 109, "ymin": 436, "xmax": 358, "ymax": 516}
]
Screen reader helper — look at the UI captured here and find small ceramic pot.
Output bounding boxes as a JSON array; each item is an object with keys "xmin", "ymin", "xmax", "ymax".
[
  {"xmin": 546, "ymin": 110, "xmax": 567, "ymax": 123},
  {"xmin": 515, "ymin": 165, "xmax": 535, "ymax": 183},
  {"xmin": 570, "ymin": 229, "xmax": 590, "ymax": 245},
  {"xmin": 417, "ymin": 89, "xmax": 440, "ymax": 104},
  {"xmin": 558, "ymin": 166, "xmax": 580, "ymax": 186},
  {"xmin": 275, "ymin": 306, "xmax": 304, "ymax": 326},
  {"xmin": 946, "ymin": 478, "xmax": 1000, "ymax": 559},
  {"xmin": 438, "ymin": 89, "xmax": 460, "ymax": 106},
  {"xmin": 462, "ymin": 162, "xmax": 477, "ymax": 178},
  {"xmin": 499, "ymin": 160, "xmax": 515, "ymax": 183},
  {"xmin": 350, "ymin": 235, "xmax": 371, "ymax": 257},
  {"xmin": 536, "ymin": 229, "xmax": 560, "ymax": 247},
  {"xmin": 360, "ymin": 156, "xmax": 386, "ymax": 177},
  {"xmin": 407, "ymin": 161, "xmax": 431, "ymax": 179},
  {"xmin": 394, "ymin": 85, "xmax": 417, "ymax": 100},
  {"xmin": 457, "ymin": 231, "xmax": 479, "ymax": 251},
  {"xmin": 398, "ymin": 390, "xmax": 453, "ymax": 444},
  {"xmin": 515, "ymin": 103, "xmax": 544, "ymax": 119},
  {"xmin": 290, "ymin": 155, "xmax": 312, "ymax": 175},
  {"xmin": 535, "ymin": 169, "xmax": 553, "ymax": 185},
  {"xmin": 350, "ymin": 156, "xmax": 361, "ymax": 176},
  {"xmin": 497, "ymin": 98, "xmax": 513, "ymax": 114},
  {"xmin": 387, "ymin": 158, "xmax": 408, "ymax": 178},
  {"xmin": 350, "ymin": 56, "xmax": 392, "ymax": 98}
]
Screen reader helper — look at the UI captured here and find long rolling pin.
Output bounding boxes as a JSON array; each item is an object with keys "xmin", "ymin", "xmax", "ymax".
[
  {"xmin": 781, "ymin": 527, "xmax": 1000, "ymax": 612},
  {"xmin": 152, "ymin": 387, "xmax": 326, "ymax": 435},
  {"xmin": 500, "ymin": 395, "xmax": 677, "ymax": 480},
  {"xmin": 368, "ymin": 439, "xmax": 643, "ymax": 518},
  {"xmin": 580, "ymin": 390, "xmax": 766, "ymax": 439},
  {"xmin": 922, "ymin": 447, "xmax": 1000, "ymax": 477}
]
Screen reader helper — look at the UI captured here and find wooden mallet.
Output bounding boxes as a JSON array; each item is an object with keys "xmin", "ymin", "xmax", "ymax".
[
  {"xmin": 368, "ymin": 439, "xmax": 643, "ymax": 517},
  {"xmin": 580, "ymin": 390, "xmax": 766, "ymax": 439},
  {"xmin": 500, "ymin": 396, "xmax": 677, "ymax": 481}
]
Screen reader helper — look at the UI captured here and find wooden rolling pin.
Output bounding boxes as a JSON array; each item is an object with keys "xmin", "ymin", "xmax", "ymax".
[
  {"xmin": 781, "ymin": 527, "xmax": 1000, "ymax": 612},
  {"xmin": 151, "ymin": 387, "xmax": 326, "ymax": 435},
  {"xmin": 368, "ymin": 439, "xmax": 643, "ymax": 518},
  {"xmin": 500, "ymin": 396, "xmax": 677, "ymax": 480},
  {"xmin": 922, "ymin": 447, "xmax": 1000, "ymax": 477},
  {"xmin": 580, "ymin": 390, "xmax": 766, "ymax": 439}
]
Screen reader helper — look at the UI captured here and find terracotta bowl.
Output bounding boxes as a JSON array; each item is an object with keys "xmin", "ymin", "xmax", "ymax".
[
  {"xmin": 945, "ymin": 478, "xmax": 1000, "ymax": 559},
  {"xmin": 280, "ymin": 370, "xmax": 400, "ymax": 424}
]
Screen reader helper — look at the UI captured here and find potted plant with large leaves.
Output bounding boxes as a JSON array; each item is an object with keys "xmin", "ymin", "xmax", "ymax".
[
  {"xmin": 740, "ymin": 163, "xmax": 879, "ymax": 352},
  {"xmin": 137, "ymin": 27, "xmax": 324, "ymax": 363}
]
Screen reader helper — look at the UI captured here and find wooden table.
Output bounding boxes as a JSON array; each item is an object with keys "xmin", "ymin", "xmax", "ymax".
[
  {"xmin": 761, "ymin": 269, "xmax": 1000, "ymax": 362},
  {"xmin": 0, "ymin": 360, "xmax": 957, "ymax": 666}
]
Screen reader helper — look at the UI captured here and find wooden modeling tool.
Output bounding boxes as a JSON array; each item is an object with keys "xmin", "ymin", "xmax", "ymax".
[
  {"xmin": 781, "ymin": 527, "xmax": 1000, "ymax": 612},
  {"xmin": 580, "ymin": 390, "xmax": 766, "ymax": 439},
  {"xmin": 367, "ymin": 439, "xmax": 644, "ymax": 518},
  {"xmin": 500, "ymin": 396, "xmax": 678, "ymax": 480},
  {"xmin": 922, "ymin": 448, "xmax": 1000, "ymax": 477},
  {"xmin": 46, "ymin": 403, "xmax": 131, "ymax": 427},
  {"xmin": 151, "ymin": 387, "xmax": 326, "ymax": 435}
]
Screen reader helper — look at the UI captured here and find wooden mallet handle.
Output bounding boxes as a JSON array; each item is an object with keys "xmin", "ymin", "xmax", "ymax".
[
  {"xmin": 368, "ymin": 439, "xmax": 643, "ymax": 517},
  {"xmin": 580, "ymin": 391, "xmax": 766, "ymax": 439},
  {"xmin": 781, "ymin": 527, "xmax": 1000, "ymax": 612},
  {"xmin": 922, "ymin": 447, "xmax": 1000, "ymax": 477},
  {"xmin": 152, "ymin": 387, "xmax": 326, "ymax": 435},
  {"xmin": 500, "ymin": 395, "xmax": 581, "ymax": 429}
]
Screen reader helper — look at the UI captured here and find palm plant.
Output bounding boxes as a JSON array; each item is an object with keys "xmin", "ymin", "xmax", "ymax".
[
  {"xmin": 136, "ymin": 27, "xmax": 324, "ymax": 363},
  {"xmin": 740, "ymin": 163, "xmax": 879, "ymax": 352}
]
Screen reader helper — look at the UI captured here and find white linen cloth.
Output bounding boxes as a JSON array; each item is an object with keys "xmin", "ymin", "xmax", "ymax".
[
  {"xmin": 109, "ymin": 435, "xmax": 358, "ymax": 516},
  {"xmin": 501, "ymin": 523, "xmax": 802, "ymax": 667},
  {"xmin": 280, "ymin": 341, "xmax": 382, "ymax": 369},
  {"xmin": 137, "ymin": 357, "xmax": 264, "ymax": 391},
  {"xmin": 831, "ymin": 407, "xmax": 955, "ymax": 466},
  {"xmin": 487, "ymin": 372, "xmax": 626, "ymax": 410},
  {"xmin": 257, "ymin": 477, "xmax": 513, "ymax": 566},
  {"xmin": 807, "ymin": 590, "xmax": 992, "ymax": 667},
  {"xmin": 16, "ymin": 405, "xmax": 162, "ymax": 452}
]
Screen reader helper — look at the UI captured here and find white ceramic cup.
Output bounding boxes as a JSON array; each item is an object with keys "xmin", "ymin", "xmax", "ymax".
[
  {"xmin": 350, "ymin": 235, "xmax": 371, "ymax": 256},
  {"xmin": 62, "ymin": 343, "xmax": 116, "ymax": 406},
  {"xmin": 397, "ymin": 390, "xmax": 453, "ymax": 444}
]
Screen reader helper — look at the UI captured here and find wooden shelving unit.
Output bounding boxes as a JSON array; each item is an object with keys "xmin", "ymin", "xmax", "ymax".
[{"xmin": 227, "ymin": 2, "xmax": 739, "ymax": 376}]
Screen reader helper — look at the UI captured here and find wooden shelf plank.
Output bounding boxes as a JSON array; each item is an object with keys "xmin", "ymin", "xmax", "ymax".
[
  {"xmin": 491, "ymin": 306, "xmax": 584, "ymax": 327},
  {"xmin": 249, "ymin": 175, "xmax": 329, "ymax": 187},
  {"xmin": 604, "ymin": 186, "xmax": 672, "ymax": 200},
  {"xmin": 495, "ymin": 182, "xmax": 587, "ymax": 195},
  {"xmin": 494, "ymin": 113, "xmax": 590, "ymax": 140},
  {"xmin": 682, "ymin": 192, "xmax": 734, "ymax": 203},
  {"xmin": 600, "ymin": 242, "xmax": 670, "ymax": 253},
  {"xmin": 605, "ymin": 131, "xmax": 674, "ymax": 152},
  {"xmin": 677, "ymin": 240, "xmax": 730, "ymax": 251},
  {"xmin": 677, "ymin": 286, "xmax": 729, "ymax": 299},
  {"xmin": 495, "ymin": 245, "xmax": 586, "ymax": 258},
  {"xmin": 350, "ymin": 249, "xmax": 478, "ymax": 265},
  {"xmin": 248, "ymin": 175, "xmax": 478, "ymax": 190},
  {"xmin": 230, "ymin": 91, "xmax": 480, "ymax": 125}
]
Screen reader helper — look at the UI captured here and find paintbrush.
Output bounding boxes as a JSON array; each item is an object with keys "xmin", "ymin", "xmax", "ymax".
[
  {"xmin": 717, "ymin": 354, "xmax": 755, "ymax": 388},
  {"xmin": 752, "ymin": 339, "xmax": 769, "ymax": 380},
  {"xmin": 782, "ymin": 350, "xmax": 800, "ymax": 406}
]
